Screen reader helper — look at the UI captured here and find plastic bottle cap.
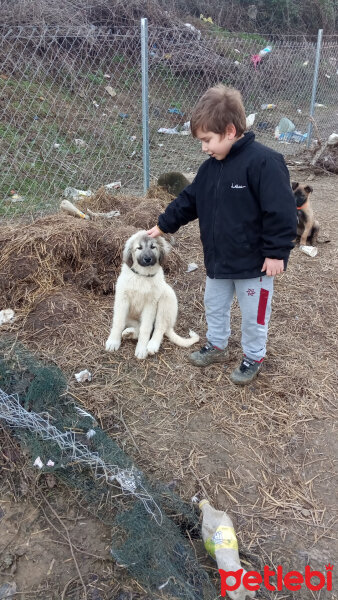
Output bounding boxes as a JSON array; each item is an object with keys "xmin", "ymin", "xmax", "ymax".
[{"xmin": 199, "ymin": 499, "xmax": 210, "ymax": 509}]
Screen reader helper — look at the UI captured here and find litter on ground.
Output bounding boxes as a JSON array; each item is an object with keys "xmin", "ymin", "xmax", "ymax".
[
  {"xmin": 74, "ymin": 138, "xmax": 87, "ymax": 147},
  {"xmin": 0, "ymin": 309, "xmax": 15, "ymax": 325},
  {"xmin": 299, "ymin": 245, "xmax": 318, "ymax": 257},
  {"xmin": 187, "ymin": 262, "xmax": 198, "ymax": 272},
  {"xmin": 75, "ymin": 369, "xmax": 93, "ymax": 383},
  {"xmin": 158, "ymin": 121, "xmax": 190, "ymax": 135},
  {"xmin": 105, "ymin": 181, "xmax": 122, "ymax": 190},
  {"xmin": 60, "ymin": 200, "xmax": 90, "ymax": 220},
  {"xmin": 63, "ymin": 187, "xmax": 93, "ymax": 200},
  {"xmin": 246, "ymin": 113, "xmax": 256, "ymax": 128},
  {"xmin": 105, "ymin": 86, "xmax": 117, "ymax": 97}
]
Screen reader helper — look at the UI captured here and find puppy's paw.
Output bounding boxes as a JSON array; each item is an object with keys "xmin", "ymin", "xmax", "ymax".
[
  {"xmin": 105, "ymin": 337, "xmax": 121, "ymax": 352},
  {"xmin": 122, "ymin": 327, "xmax": 136, "ymax": 339},
  {"xmin": 147, "ymin": 339, "xmax": 160, "ymax": 355},
  {"xmin": 135, "ymin": 344, "xmax": 148, "ymax": 360}
]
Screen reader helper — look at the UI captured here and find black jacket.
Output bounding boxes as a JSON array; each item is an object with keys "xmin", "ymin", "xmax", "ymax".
[{"xmin": 158, "ymin": 132, "xmax": 297, "ymax": 279}]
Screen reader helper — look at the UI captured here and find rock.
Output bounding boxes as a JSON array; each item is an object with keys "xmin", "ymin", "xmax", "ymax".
[
  {"xmin": 105, "ymin": 86, "xmax": 116, "ymax": 98},
  {"xmin": 0, "ymin": 583, "xmax": 17, "ymax": 599},
  {"xmin": 0, "ymin": 554, "xmax": 14, "ymax": 569},
  {"xmin": 327, "ymin": 133, "xmax": 338, "ymax": 146}
]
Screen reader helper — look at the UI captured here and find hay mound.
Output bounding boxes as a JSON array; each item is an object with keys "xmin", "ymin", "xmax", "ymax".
[
  {"xmin": 0, "ymin": 215, "xmax": 135, "ymax": 304},
  {"xmin": 125, "ymin": 198, "xmax": 170, "ymax": 230},
  {"xmin": 0, "ymin": 194, "xmax": 183, "ymax": 332},
  {"xmin": 77, "ymin": 187, "xmax": 128, "ymax": 214},
  {"xmin": 24, "ymin": 288, "xmax": 87, "ymax": 332},
  {"xmin": 78, "ymin": 188, "xmax": 171, "ymax": 216},
  {"xmin": 315, "ymin": 144, "xmax": 338, "ymax": 174},
  {"xmin": 146, "ymin": 185, "xmax": 175, "ymax": 202}
]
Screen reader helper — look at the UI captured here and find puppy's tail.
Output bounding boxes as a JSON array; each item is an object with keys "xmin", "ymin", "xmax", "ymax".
[{"xmin": 166, "ymin": 329, "xmax": 199, "ymax": 348}]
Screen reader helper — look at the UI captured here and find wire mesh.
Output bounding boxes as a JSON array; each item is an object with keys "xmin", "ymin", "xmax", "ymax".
[
  {"xmin": 0, "ymin": 388, "xmax": 163, "ymax": 523},
  {"xmin": 0, "ymin": 339, "xmax": 218, "ymax": 599},
  {"xmin": 148, "ymin": 29, "xmax": 338, "ymax": 174},
  {"xmin": 0, "ymin": 25, "xmax": 144, "ymax": 219},
  {"xmin": 1, "ymin": 24, "xmax": 337, "ymax": 219},
  {"xmin": 314, "ymin": 39, "xmax": 338, "ymax": 141}
]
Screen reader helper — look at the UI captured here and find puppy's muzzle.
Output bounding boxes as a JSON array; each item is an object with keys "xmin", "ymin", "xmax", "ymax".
[{"xmin": 137, "ymin": 252, "xmax": 156, "ymax": 267}]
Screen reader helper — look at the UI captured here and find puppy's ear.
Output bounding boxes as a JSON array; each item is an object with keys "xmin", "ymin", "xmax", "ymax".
[
  {"xmin": 126, "ymin": 250, "xmax": 133, "ymax": 268},
  {"xmin": 122, "ymin": 241, "xmax": 134, "ymax": 268},
  {"xmin": 291, "ymin": 181, "xmax": 299, "ymax": 191},
  {"xmin": 304, "ymin": 185, "xmax": 313, "ymax": 194},
  {"xmin": 158, "ymin": 236, "xmax": 172, "ymax": 266}
]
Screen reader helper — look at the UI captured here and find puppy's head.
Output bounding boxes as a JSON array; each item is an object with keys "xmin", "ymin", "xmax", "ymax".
[
  {"xmin": 123, "ymin": 230, "xmax": 171, "ymax": 269},
  {"xmin": 291, "ymin": 181, "xmax": 313, "ymax": 208}
]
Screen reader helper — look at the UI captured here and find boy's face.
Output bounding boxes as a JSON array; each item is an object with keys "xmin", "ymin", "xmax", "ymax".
[{"xmin": 195, "ymin": 126, "xmax": 237, "ymax": 160}]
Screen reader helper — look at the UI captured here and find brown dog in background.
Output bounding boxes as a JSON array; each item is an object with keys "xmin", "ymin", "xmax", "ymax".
[{"xmin": 291, "ymin": 181, "xmax": 319, "ymax": 246}]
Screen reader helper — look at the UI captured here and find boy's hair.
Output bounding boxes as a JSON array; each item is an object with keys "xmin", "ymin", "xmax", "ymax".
[{"xmin": 190, "ymin": 84, "xmax": 246, "ymax": 138}]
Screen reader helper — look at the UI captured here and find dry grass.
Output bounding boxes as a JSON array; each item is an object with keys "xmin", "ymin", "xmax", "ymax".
[
  {"xmin": 0, "ymin": 0, "xmax": 335, "ymax": 35},
  {"xmin": 0, "ymin": 189, "xmax": 182, "ymax": 309},
  {"xmin": 0, "ymin": 173, "xmax": 337, "ymax": 597},
  {"xmin": 315, "ymin": 143, "xmax": 338, "ymax": 174}
]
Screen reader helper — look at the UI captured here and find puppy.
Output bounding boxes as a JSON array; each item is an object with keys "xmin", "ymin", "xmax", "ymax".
[
  {"xmin": 291, "ymin": 181, "xmax": 319, "ymax": 246},
  {"xmin": 105, "ymin": 230, "xmax": 199, "ymax": 359}
]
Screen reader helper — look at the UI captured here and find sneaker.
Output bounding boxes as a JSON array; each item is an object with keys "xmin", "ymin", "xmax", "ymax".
[
  {"xmin": 230, "ymin": 356, "xmax": 263, "ymax": 386},
  {"xmin": 188, "ymin": 341, "xmax": 228, "ymax": 367}
]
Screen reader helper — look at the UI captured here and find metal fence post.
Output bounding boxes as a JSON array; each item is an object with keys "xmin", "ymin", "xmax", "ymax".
[
  {"xmin": 141, "ymin": 18, "xmax": 150, "ymax": 194},
  {"xmin": 307, "ymin": 29, "xmax": 323, "ymax": 148}
]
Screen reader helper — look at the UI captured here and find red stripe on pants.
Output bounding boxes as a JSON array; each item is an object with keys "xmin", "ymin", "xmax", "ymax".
[{"xmin": 257, "ymin": 288, "xmax": 269, "ymax": 325}]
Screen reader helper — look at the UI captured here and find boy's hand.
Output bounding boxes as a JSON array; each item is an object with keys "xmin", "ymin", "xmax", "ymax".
[
  {"xmin": 147, "ymin": 225, "xmax": 162, "ymax": 238},
  {"xmin": 262, "ymin": 258, "xmax": 284, "ymax": 276}
]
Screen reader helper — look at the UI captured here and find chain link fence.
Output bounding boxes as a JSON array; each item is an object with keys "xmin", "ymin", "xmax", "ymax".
[{"xmin": 1, "ymin": 23, "xmax": 337, "ymax": 219}]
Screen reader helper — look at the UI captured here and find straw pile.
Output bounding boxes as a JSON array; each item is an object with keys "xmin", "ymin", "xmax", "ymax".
[
  {"xmin": 315, "ymin": 143, "xmax": 338, "ymax": 174},
  {"xmin": 0, "ymin": 190, "xmax": 182, "ymax": 315}
]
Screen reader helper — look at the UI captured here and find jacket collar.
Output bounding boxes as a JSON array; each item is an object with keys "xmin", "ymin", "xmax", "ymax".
[{"xmin": 226, "ymin": 131, "xmax": 255, "ymax": 158}]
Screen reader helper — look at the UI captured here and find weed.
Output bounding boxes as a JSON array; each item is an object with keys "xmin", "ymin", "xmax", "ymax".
[
  {"xmin": 87, "ymin": 69, "xmax": 106, "ymax": 84},
  {"xmin": 208, "ymin": 23, "xmax": 268, "ymax": 48},
  {"xmin": 112, "ymin": 54, "xmax": 125, "ymax": 64}
]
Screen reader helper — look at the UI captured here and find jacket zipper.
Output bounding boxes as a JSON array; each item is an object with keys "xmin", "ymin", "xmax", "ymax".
[{"xmin": 212, "ymin": 162, "xmax": 224, "ymax": 276}]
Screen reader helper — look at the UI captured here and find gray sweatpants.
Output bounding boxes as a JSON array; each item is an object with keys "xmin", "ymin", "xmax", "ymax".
[{"xmin": 204, "ymin": 275, "xmax": 274, "ymax": 362}]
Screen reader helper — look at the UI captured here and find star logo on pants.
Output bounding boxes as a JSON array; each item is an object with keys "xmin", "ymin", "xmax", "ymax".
[{"xmin": 246, "ymin": 288, "xmax": 256, "ymax": 296}]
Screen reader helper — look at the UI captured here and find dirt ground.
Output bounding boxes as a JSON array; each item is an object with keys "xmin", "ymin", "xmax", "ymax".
[{"xmin": 0, "ymin": 172, "xmax": 337, "ymax": 600}]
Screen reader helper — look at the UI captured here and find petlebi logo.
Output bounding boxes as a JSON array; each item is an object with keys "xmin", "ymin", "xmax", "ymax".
[{"xmin": 219, "ymin": 563, "xmax": 333, "ymax": 597}]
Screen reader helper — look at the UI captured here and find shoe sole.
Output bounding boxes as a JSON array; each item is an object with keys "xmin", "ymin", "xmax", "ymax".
[
  {"xmin": 229, "ymin": 369, "xmax": 261, "ymax": 385},
  {"xmin": 188, "ymin": 354, "xmax": 228, "ymax": 367}
]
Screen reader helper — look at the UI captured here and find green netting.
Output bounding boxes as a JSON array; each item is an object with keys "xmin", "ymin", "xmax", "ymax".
[{"xmin": 0, "ymin": 337, "xmax": 217, "ymax": 600}]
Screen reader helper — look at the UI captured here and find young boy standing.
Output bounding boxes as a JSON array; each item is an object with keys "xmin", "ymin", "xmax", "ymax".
[{"xmin": 147, "ymin": 85, "xmax": 297, "ymax": 385}]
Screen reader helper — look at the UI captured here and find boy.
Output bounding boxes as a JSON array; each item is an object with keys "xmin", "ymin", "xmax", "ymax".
[{"xmin": 147, "ymin": 85, "xmax": 297, "ymax": 385}]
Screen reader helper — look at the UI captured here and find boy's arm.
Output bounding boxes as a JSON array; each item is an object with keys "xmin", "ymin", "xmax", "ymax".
[
  {"xmin": 147, "ymin": 161, "xmax": 213, "ymax": 236},
  {"xmin": 156, "ymin": 179, "xmax": 198, "ymax": 234},
  {"xmin": 258, "ymin": 155, "xmax": 297, "ymax": 261}
]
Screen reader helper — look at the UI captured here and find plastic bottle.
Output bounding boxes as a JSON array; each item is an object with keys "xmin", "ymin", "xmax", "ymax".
[
  {"xmin": 258, "ymin": 46, "xmax": 272, "ymax": 57},
  {"xmin": 199, "ymin": 499, "xmax": 255, "ymax": 600},
  {"xmin": 261, "ymin": 103, "xmax": 276, "ymax": 110},
  {"xmin": 60, "ymin": 199, "xmax": 90, "ymax": 220},
  {"xmin": 278, "ymin": 117, "xmax": 295, "ymax": 134}
]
